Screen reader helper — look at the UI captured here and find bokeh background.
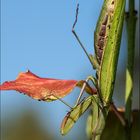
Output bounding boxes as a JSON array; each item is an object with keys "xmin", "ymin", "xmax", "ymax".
[{"xmin": 1, "ymin": 0, "xmax": 139, "ymax": 140}]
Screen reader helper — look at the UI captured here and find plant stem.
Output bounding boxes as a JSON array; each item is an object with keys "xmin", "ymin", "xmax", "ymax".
[{"xmin": 125, "ymin": 0, "xmax": 137, "ymax": 139}]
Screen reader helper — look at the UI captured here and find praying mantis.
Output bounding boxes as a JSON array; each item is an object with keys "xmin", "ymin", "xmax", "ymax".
[
  {"xmin": 0, "ymin": 0, "xmax": 126, "ymax": 139},
  {"xmin": 60, "ymin": 0, "xmax": 126, "ymax": 139}
]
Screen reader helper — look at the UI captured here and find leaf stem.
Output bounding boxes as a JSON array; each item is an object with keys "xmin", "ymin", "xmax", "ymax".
[{"xmin": 125, "ymin": 0, "xmax": 137, "ymax": 139}]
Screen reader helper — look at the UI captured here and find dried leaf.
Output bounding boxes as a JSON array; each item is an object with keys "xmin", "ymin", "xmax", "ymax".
[{"xmin": 0, "ymin": 71, "xmax": 96, "ymax": 101}]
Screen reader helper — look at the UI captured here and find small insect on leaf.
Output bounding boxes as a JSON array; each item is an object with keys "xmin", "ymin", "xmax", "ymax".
[
  {"xmin": 60, "ymin": 96, "xmax": 93, "ymax": 135},
  {"xmin": 0, "ymin": 70, "xmax": 96, "ymax": 101}
]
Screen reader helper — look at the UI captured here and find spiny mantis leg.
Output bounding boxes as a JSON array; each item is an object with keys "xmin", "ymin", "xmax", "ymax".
[
  {"xmin": 72, "ymin": 4, "xmax": 94, "ymax": 67},
  {"xmin": 74, "ymin": 75, "xmax": 97, "ymax": 107}
]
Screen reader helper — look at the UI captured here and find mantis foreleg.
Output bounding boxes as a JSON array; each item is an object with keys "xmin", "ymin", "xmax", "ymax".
[{"xmin": 74, "ymin": 75, "xmax": 97, "ymax": 107}]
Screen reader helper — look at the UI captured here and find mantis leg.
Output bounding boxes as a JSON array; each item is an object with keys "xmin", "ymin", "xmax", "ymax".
[
  {"xmin": 52, "ymin": 95, "xmax": 73, "ymax": 109},
  {"xmin": 74, "ymin": 76, "xmax": 97, "ymax": 107},
  {"xmin": 72, "ymin": 4, "xmax": 94, "ymax": 68},
  {"xmin": 54, "ymin": 74, "xmax": 97, "ymax": 109},
  {"xmin": 42, "ymin": 76, "xmax": 97, "ymax": 109},
  {"xmin": 52, "ymin": 75, "xmax": 96, "ymax": 109},
  {"xmin": 42, "ymin": 94, "xmax": 73, "ymax": 109},
  {"xmin": 89, "ymin": 54, "xmax": 99, "ymax": 70}
]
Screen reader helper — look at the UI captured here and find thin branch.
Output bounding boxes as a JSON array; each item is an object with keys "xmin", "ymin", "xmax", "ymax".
[
  {"xmin": 125, "ymin": 0, "xmax": 137, "ymax": 139},
  {"xmin": 125, "ymin": 0, "xmax": 137, "ymax": 126},
  {"xmin": 110, "ymin": 103, "xmax": 126, "ymax": 126}
]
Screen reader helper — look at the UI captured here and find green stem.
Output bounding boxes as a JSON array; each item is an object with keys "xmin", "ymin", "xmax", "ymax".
[{"xmin": 125, "ymin": 0, "xmax": 137, "ymax": 139}]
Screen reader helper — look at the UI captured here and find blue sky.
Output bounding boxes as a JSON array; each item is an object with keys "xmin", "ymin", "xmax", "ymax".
[{"xmin": 1, "ymin": 0, "xmax": 139, "ymax": 140}]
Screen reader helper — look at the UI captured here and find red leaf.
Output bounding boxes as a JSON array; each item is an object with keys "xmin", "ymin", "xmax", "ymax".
[{"xmin": 0, "ymin": 71, "xmax": 96, "ymax": 101}]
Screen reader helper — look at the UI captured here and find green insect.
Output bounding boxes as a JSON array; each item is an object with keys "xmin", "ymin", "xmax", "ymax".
[{"xmin": 60, "ymin": 0, "xmax": 126, "ymax": 139}]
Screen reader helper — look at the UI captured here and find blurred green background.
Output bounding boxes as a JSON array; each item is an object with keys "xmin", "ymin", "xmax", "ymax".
[{"xmin": 1, "ymin": 0, "xmax": 139, "ymax": 140}]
